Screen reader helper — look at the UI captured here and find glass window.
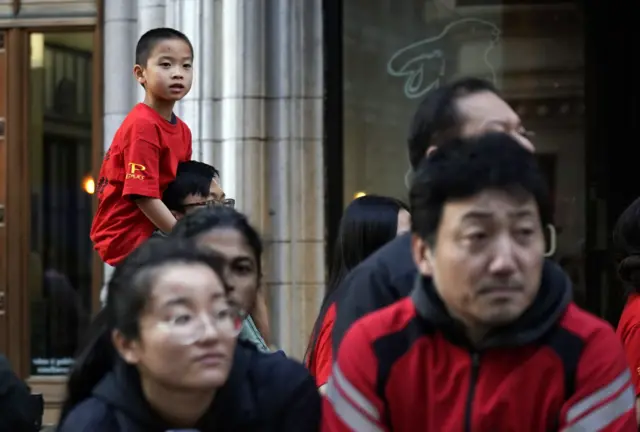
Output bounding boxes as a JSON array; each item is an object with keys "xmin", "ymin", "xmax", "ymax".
[
  {"xmin": 28, "ymin": 32, "xmax": 94, "ymax": 376},
  {"xmin": 342, "ymin": 1, "xmax": 586, "ymax": 302}
]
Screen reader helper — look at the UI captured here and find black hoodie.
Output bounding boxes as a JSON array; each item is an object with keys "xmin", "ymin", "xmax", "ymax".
[{"xmin": 58, "ymin": 341, "xmax": 321, "ymax": 431}]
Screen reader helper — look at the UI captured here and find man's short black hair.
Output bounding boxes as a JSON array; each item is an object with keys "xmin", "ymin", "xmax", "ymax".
[
  {"xmin": 410, "ymin": 132, "xmax": 551, "ymax": 244},
  {"xmin": 135, "ymin": 27, "xmax": 194, "ymax": 67},
  {"xmin": 162, "ymin": 161, "xmax": 219, "ymax": 211},
  {"xmin": 407, "ymin": 77, "xmax": 498, "ymax": 170}
]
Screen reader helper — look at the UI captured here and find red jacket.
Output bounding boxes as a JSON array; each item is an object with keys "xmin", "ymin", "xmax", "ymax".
[
  {"xmin": 617, "ymin": 293, "xmax": 640, "ymax": 395},
  {"xmin": 323, "ymin": 265, "xmax": 636, "ymax": 431}
]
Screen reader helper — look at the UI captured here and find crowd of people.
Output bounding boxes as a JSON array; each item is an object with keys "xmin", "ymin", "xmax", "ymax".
[{"xmin": 3, "ymin": 26, "xmax": 640, "ymax": 431}]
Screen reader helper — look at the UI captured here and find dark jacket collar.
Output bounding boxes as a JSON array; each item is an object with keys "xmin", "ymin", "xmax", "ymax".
[
  {"xmin": 411, "ymin": 259, "xmax": 572, "ymax": 349},
  {"xmin": 93, "ymin": 342, "xmax": 259, "ymax": 430}
]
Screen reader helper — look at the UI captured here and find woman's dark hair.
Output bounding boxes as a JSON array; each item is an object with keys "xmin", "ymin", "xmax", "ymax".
[
  {"xmin": 170, "ymin": 206, "xmax": 263, "ymax": 275},
  {"xmin": 58, "ymin": 238, "xmax": 227, "ymax": 424},
  {"xmin": 305, "ymin": 195, "xmax": 408, "ymax": 366},
  {"xmin": 613, "ymin": 197, "xmax": 640, "ymax": 294}
]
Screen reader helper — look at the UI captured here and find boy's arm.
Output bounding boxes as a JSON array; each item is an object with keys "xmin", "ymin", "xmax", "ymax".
[
  {"xmin": 135, "ymin": 197, "xmax": 176, "ymax": 233},
  {"xmin": 123, "ymin": 122, "xmax": 177, "ymax": 233}
]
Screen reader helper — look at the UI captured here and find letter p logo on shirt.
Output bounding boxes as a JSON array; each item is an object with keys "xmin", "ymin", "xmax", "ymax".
[{"xmin": 127, "ymin": 162, "xmax": 146, "ymax": 180}]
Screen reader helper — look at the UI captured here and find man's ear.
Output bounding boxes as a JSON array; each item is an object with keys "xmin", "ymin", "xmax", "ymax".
[
  {"xmin": 425, "ymin": 145, "xmax": 438, "ymax": 157},
  {"xmin": 411, "ymin": 234, "xmax": 433, "ymax": 276}
]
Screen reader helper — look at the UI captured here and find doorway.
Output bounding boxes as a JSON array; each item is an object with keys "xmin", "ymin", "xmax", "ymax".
[{"xmin": 0, "ymin": 28, "xmax": 102, "ymax": 426}]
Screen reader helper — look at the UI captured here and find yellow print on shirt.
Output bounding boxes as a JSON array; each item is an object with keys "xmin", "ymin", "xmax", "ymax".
[{"xmin": 126, "ymin": 162, "xmax": 146, "ymax": 180}]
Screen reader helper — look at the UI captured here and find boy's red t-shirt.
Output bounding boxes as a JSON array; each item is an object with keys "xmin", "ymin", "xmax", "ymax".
[{"xmin": 90, "ymin": 103, "xmax": 192, "ymax": 266}]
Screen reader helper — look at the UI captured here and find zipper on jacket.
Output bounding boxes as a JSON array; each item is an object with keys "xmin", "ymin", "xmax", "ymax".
[{"xmin": 464, "ymin": 352, "xmax": 480, "ymax": 432}]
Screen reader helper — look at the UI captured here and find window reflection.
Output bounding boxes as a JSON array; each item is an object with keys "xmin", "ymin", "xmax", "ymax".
[
  {"xmin": 342, "ymin": 1, "xmax": 586, "ymax": 302},
  {"xmin": 29, "ymin": 32, "xmax": 93, "ymax": 376}
]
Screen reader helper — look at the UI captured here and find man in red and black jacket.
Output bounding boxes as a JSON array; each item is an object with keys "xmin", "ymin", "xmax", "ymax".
[
  {"xmin": 323, "ymin": 133, "xmax": 636, "ymax": 431},
  {"xmin": 330, "ymin": 77, "xmax": 535, "ymax": 360}
]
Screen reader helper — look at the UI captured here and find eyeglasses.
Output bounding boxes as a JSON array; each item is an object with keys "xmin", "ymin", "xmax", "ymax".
[
  {"xmin": 183, "ymin": 198, "xmax": 235, "ymax": 210},
  {"xmin": 155, "ymin": 307, "xmax": 245, "ymax": 345}
]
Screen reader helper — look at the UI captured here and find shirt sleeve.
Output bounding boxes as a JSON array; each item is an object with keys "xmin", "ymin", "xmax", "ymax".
[
  {"xmin": 313, "ymin": 316, "xmax": 334, "ymax": 387},
  {"xmin": 620, "ymin": 324, "xmax": 640, "ymax": 396},
  {"xmin": 322, "ymin": 322, "xmax": 389, "ymax": 432},
  {"xmin": 122, "ymin": 121, "xmax": 162, "ymax": 199},
  {"xmin": 559, "ymin": 325, "xmax": 636, "ymax": 431}
]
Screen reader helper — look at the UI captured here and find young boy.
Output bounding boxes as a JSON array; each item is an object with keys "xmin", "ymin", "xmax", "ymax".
[{"xmin": 90, "ymin": 28, "xmax": 194, "ymax": 266}]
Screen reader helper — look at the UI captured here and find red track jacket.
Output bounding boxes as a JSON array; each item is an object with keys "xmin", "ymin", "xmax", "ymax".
[{"xmin": 323, "ymin": 266, "xmax": 636, "ymax": 431}]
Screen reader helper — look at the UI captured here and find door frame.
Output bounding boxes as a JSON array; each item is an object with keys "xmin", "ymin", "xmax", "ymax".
[{"xmin": 1, "ymin": 5, "xmax": 103, "ymax": 424}]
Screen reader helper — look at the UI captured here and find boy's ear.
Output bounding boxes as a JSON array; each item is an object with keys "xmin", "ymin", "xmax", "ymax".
[{"xmin": 133, "ymin": 65, "xmax": 145, "ymax": 85}]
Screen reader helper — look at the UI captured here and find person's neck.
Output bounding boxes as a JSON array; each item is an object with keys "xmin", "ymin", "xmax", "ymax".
[
  {"xmin": 445, "ymin": 307, "xmax": 490, "ymax": 348},
  {"xmin": 141, "ymin": 377, "xmax": 215, "ymax": 428},
  {"xmin": 143, "ymin": 96, "xmax": 175, "ymax": 122}
]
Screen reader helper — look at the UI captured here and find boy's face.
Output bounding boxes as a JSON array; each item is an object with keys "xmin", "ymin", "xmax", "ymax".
[{"xmin": 134, "ymin": 38, "xmax": 193, "ymax": 102}]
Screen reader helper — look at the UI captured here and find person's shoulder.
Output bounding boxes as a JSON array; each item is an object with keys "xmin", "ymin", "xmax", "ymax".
[
  {"xmin": 344, "ymin": 234, "xmax": 414, "ymax": 285},
  {"xmin": 618, "ymin": 294, "xmax": 640, "ymax": 330},
  {"xmin": 57, "ymin": 398, "xmax": 118, "ymax": 432},
  {"xmin": 120, "ymin": 104, "xmax": 158, "ymax": 127},
  {"xmin": 244, "ymin": 345, "xmax": 312, "ymax": 388},
  {"xmin": 345, "ymin": 297, "xmax": 417, "ymax": 348},
  {"xmin": 559, "ymin": 303, "xmax": 620, "ymax": 348}
]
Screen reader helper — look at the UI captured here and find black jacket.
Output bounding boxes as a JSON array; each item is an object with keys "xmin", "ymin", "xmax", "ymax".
[
  {"xmin": 58, "ymin": 341, "xmax": 321, "ymax": 431},
  {"xmin": 0, "ymin": 355, "xmax": 42, "ymax": 432},
  {"xmin": 331, "ymin": 233, "xmax": 416, "ymax": 353}
]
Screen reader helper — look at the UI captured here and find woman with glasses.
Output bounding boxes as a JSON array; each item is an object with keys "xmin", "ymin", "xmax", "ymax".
[
  {"xmin": 171, "ymin": 206, "xmax": 272, "ymax": 353},
  {"xmin": 57, "ymin": 238, "xmax": 321, "ymax": 431}
]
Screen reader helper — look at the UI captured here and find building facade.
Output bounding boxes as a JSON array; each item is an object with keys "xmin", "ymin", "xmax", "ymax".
[{"xmin": 0, "ymin": 0, "xmax": 634, "ymax": 425}]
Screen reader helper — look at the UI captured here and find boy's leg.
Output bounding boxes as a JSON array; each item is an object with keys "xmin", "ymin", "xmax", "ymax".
[{"xmin": 100, "ymin": 263, "xmax": 115, "ymax": 307}]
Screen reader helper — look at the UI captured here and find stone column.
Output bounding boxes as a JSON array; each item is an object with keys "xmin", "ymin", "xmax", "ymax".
[
  {"xmin": 219, "ymin": 0, "xmax": 267, "ymax": 225},
  {"xmin": 264, "ymin": 0, "xmax": 325, "ymax": 358},
  {"xmin": 103, "ymin": 0, "xmax": 138, "ymax": 283},
  {"xmin": 136, "ymin": 0, "xmax": 166, "ymax": 102}
]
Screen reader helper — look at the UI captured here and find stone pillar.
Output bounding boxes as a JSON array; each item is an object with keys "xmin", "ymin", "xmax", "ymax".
[
  {"xmin": 219, "ymin": 0, "xmax": 267, "ymax": 224},
  {"xmin": 103, "ymin": 0, "xmax": 138, "ymax": 283},
  {"xmin": 264, "ymin": 0, "xmax": 325, "ymax": 358},
  {"xmin": 136, "ymin": 0, "xmax": 166, "ymax": 102}
]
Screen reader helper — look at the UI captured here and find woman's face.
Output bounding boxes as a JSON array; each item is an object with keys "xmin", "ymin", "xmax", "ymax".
[
  {"xmin": 117, "ymin": 263, "xmax": 238, "ymax": 391},
  {"xmin": 197, "ymin": 228, "xmax": 259, "ymax": 313},
  {"xmin": 397, "ymin": 208, "xmax": 411, "ymax": 235}
]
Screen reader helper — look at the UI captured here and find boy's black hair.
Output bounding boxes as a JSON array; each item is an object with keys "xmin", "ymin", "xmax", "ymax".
[
  {"xmin": 407, "ymin": 77, "xmax": 498, "ymax": 170},
  {"xmin": 162, "ymin": 161, "xmax": 220, "ymax": 212},
  {"xmin": 410, "ymin": 132, "xmax": 551, "ymax": 245},
  {"xmin": 135, "ymin": 27, "xmax": 194, "ymax": 67}
]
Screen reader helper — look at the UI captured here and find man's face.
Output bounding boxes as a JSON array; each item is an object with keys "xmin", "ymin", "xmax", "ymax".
[
  {"xmin": 456, "ymin": 91, "xmax": 534, "ymax": 152},
  {"xmin": 175, "ymin": 178, "xmax": 229, "ymax": 220},
  {"xmin": 412, "ymin": 189, "xmax": 545, "ymax": 331}
]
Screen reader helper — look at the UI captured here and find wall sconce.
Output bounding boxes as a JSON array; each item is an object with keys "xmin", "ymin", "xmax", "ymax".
[
  {"xmin": 83, "ymin": 176, "xmax": 95, "ymax": 195},
  {"xmin": 353, "ymin": 191, "xmax": 366, "ymax": 199}
]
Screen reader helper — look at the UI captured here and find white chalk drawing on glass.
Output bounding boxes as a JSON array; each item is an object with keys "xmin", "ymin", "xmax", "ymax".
[{"xmin": 387, "ymin": 18, "xmax": 501, "ymax": 99}]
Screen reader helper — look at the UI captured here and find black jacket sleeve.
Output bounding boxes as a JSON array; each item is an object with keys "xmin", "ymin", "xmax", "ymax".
[
  {"xmin": 0, "ymin": 355, "xmax": 42, "ymax": 432},
  {"xmin": 332, "ymin": 266, "xmax": 399, "ymax": 353},
  {"xmin": 278, "ymin": 374, "xmax": 322, "ymax": 432},
  {"xmin": 332, "ymin": 234, "xmax": 416, "ymax": 354},
  {"xmin": 56, "ymin": 399, "xmax": 119, "ymax": 432}
]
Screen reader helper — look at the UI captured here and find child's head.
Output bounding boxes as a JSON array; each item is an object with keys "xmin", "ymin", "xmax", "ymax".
[{"xmin": 133, "ymin": 27, "xmax": 194, "ymax": 102}]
